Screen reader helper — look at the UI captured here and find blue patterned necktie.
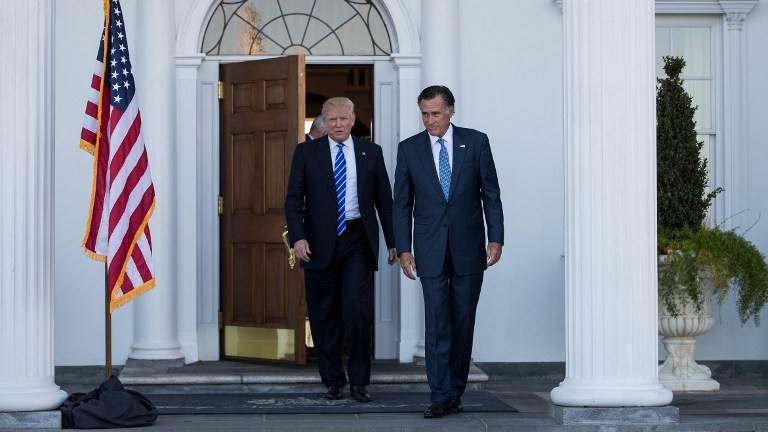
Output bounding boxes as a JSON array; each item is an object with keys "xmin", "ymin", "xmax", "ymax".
[
  {"xmin": 438, "ymin": 137, "xmax": 451, "ymax": 199},
  {"xmin": 334, "ymin": 143, "xmax": 347, "ymax": 235}
]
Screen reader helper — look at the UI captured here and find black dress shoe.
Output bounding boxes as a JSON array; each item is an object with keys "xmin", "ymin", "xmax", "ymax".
[
  {"xmin": 325, "ymin": 385, "xmax": 343, "ymax": 400},
  {"xmin": 423, "ymin": 403, "xmax": 451, "ymax": 418},
  {"xmin": 350, "ymin": 385, "xmax": 371, "ymax": 402},
  {"xmin": 449, "ymin": 397, "xmax": 463, "ymax": 413}
]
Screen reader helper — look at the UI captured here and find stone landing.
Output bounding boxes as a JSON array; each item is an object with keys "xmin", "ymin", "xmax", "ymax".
[
  {"xmin": 0, "ymin": 411, "xmax": 60, "ymax": 430},
  {"xmin": 549, "ymin": 402, "xmax": 680, "ymax": 425},
  {"xmin": 117, "ymin": 358, "xmax": 489, "ymax": 394}
]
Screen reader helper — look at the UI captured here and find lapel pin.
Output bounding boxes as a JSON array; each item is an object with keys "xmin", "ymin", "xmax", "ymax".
[
  {"xmin": 362, "ymin": 152, "xmax": 366, "ymax": 155},
  {"xmin": 460, "ymin": 145, "xmax": 465, "ymax": 148}
]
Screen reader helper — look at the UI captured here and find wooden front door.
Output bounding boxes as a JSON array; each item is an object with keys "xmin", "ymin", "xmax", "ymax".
[{"xmin": 220, "ymin": 56, "xmax": 306, "ymax": 363}]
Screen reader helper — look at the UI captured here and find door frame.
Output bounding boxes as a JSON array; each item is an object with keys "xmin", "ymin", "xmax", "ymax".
[{"xmin": 194, "ymin": 55, "xmax": 402, "ymax": 361}]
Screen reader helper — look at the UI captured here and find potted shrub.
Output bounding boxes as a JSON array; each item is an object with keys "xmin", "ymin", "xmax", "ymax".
[{"xmin": 656, "ymin": 56, "xmax": 768, "ymax": 391}]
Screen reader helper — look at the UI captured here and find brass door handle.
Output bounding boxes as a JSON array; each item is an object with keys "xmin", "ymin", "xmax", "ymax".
[{"xmin": 282, "ymin": 229, "xmax": 296, "ymax": 269}]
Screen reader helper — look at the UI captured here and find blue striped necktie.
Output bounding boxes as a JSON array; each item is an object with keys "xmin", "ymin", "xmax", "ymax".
[
  {"xmin": 438, "ymin": 137, "xmax": 451, "ymax": 199},
  {"xmin": 334, "ymin": 143, "xmax": 347, "ymax": 235}
]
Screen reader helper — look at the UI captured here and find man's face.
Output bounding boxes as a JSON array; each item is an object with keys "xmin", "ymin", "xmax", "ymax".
[
  {"xmin": 419, "ymin": 97, "xmax": 454, "ymax": 137},
  {"xmin": 324, "ymin": 108, "xmax": 355, "ymax": 143}
]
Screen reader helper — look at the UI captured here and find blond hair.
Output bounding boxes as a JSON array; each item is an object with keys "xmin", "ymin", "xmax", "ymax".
[{"xmin": 321, "ymin": 97, "xmax": 355, "ymax": 118}]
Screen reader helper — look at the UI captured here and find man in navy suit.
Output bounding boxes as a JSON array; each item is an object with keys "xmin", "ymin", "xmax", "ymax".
[
  {"xmin": 285, "ymin": 97, "xmax": 397, "ymax": 403},
  {"xmin": 393, "ymin": 85, "xmax": 504, "ymax": 418}
]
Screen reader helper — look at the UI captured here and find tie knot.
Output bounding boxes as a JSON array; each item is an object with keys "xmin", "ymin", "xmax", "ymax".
[
  {"xmin": 437, "ymin": 137, "xmax": 445, "ymax": 147},
  {"xmin": 337, "ymin": 143, "xmax": 345, "ymax": 149}
]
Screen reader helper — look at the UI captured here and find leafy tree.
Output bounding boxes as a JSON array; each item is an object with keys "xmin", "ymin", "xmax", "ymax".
[
  {"xmin": 656, "ymin": 56, "xmax": 721, "ymax": 232},
  {"xmin": 656, "ymin": 56, "xmax": 768, "ymax": 325}
]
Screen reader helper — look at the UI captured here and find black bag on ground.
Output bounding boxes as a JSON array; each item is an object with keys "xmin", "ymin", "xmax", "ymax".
[{"xmin": 60, "ymin": 375, "xmax": 158, "ymax": 429}]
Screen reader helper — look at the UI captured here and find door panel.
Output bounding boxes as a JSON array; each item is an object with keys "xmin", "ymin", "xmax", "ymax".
[{"xmin": 220, "ymin": 55, "xmax": 306, "ymax": 363}]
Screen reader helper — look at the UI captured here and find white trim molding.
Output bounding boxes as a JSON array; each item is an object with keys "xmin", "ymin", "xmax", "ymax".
[
  {"xmin": 391, "ymin": 53, "xmax": 423, "ymax": 363},
  {"xmin": 552, "ymin": 0, "xmax": 759, "ymax": 14},
  {"xmin": 176, "ymin": 0, "xmax": 419, "ymax": 56},
  {"xmin": 176, "ymin": 53, "xmax": 205, "ymax": 363},
  {"xmin": 719, "ymin": 0, "xmax": 757, "ymax": 230}
]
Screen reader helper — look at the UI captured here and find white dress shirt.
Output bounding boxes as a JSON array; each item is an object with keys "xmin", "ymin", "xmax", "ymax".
[
  {"xmin": 429, "ymin": 124, "xmax": 454, "ymax": 177},
  {"xmin": 329, "ymin": 136, "xmax": 360, "ymax": 220}
]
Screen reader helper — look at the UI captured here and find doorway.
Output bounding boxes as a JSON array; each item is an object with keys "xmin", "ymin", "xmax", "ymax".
[
  {"xmin": 305, "ymin": 66, "xmax": 374, "ymax": 140},
  {"xmin": 219, "ymin": 59, "xmax": 378, "ymax": 364},
  {"xmin": 302, "ymin": 64, "xmax": 376, "ymax": 359},
  {"xmin": 183, "ymin": 0, "xmax": 414, "ymax": 365}
]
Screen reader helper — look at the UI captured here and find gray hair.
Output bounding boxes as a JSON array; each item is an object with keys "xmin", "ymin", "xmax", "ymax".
[{"xmin": 309, "ymin": 115, "xmax": 326, "ymax": 134}]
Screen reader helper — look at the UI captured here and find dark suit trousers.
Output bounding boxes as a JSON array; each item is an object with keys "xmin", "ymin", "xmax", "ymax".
[
  {"xmin": 420, "ymin": 245, "xmax": 483, "ymax": 403},
  {"xmin": 304, "ymin": 219, "xmax": 375, "ymax": 388}
]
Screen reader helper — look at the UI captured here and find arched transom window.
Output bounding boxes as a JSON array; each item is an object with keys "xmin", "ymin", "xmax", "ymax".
[{"xmin": 202, "ymin": 0, "xmax": 392, "ymax": 55}]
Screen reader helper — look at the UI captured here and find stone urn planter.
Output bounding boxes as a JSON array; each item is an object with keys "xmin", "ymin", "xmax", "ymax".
[
  {"xmin": 658, "ymin": 275, "xmax": 719, "ymax": 391},
  {"xmin": 656, "ymin": 57, "xmax": 768, "ymax": 392}
]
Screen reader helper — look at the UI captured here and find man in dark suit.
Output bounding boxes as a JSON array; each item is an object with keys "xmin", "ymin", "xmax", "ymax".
[
  {"xmin": 393, "ymin": 85, "xmax": 504, "ymax": 418},
  {"xmin": 285, "ymin": 97, "xmax": 397, "ymax": 403},
  {"xmin": 306, "ymin": 115, "xmax": 327, "ymax": 141}
]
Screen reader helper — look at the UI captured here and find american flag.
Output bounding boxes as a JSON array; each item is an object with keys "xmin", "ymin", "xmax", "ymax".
[{"xmin": 80, "ymin": 0, "xmax": 156, "ymax": 313}]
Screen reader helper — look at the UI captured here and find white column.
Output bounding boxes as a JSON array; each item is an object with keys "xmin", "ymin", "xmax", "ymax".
[
  {"xmin": 128, "ymin": 0, "xmax": 183, "ymax": 360},
  {"xmin": 175, "ymin": 54, "xmax": 205, "ymax": 363},
  {"xmin": 550, "ymin": 0, "xmax": 673, "ymax": 407},
  {"xmin": 392, "ymin": 53, "xmax": 423, "ymax": 362},
  {"xmin": 719, "ymin": 1, "xmax": 757, "ymax": 230},
  {"xmin": 421, "ymin": 0, "xmax": 460, "ymax": 122},
  {"xmin": 408, "ymin": 0, "xmax": 460, "ymax": 360},
  {"xmin": 0, "ymin": 0, "xmax": 68, "ymax": 411}
]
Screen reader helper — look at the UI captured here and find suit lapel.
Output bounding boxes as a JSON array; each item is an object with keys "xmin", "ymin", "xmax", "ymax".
[
  {"xmin": 450, "ymin": 126, "xmax": 467, "ymax": 199},
  {"xmin": 352, "ymin": 137, "xmax": 369, "ymax": 191},
  {"xmin": 415, "ymin": 132, "xmax": 446, "ymax": 200},
  {"xmin": 312, "ymin": 137, "xmax": 335, "ymax": 195}
]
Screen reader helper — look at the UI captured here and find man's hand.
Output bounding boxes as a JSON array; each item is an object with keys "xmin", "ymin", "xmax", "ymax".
[
  {"xmin": 399, "ymin": 252, "xmax": 417, "ymax": 280},
  {"xmin": 387, "ymin": 248, "xmax": 398, "ymax": 265},
  {"xmin": 487, "ymin": 242, "xmax": 502, "ymax": 267},
  {"xmin": 294, "ymin": 239, "xmax": 311, "ymax": 262}
]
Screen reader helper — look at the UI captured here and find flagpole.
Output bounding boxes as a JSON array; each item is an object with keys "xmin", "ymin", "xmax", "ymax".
[{"xmin": 105, "ymin": 263, "xmax": 112, "ymax": 380}]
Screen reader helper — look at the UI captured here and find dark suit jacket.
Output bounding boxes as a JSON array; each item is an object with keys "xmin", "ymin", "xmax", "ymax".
[
  {"xmin": 285, "ymin": 136, "xmax": 396, "ymax": 271},
  {"xmin": 393, "ymin": 126, "xmax": 504, "ymax": 277}
]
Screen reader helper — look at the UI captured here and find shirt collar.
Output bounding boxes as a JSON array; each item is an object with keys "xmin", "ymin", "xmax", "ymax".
[
  {"xmin": 429, "ymin": 124, "xmax": 454, "ymax": 146},
  {"xmin": 329, "ymin": 135, "xmax": 352, "ymax": 149}
]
